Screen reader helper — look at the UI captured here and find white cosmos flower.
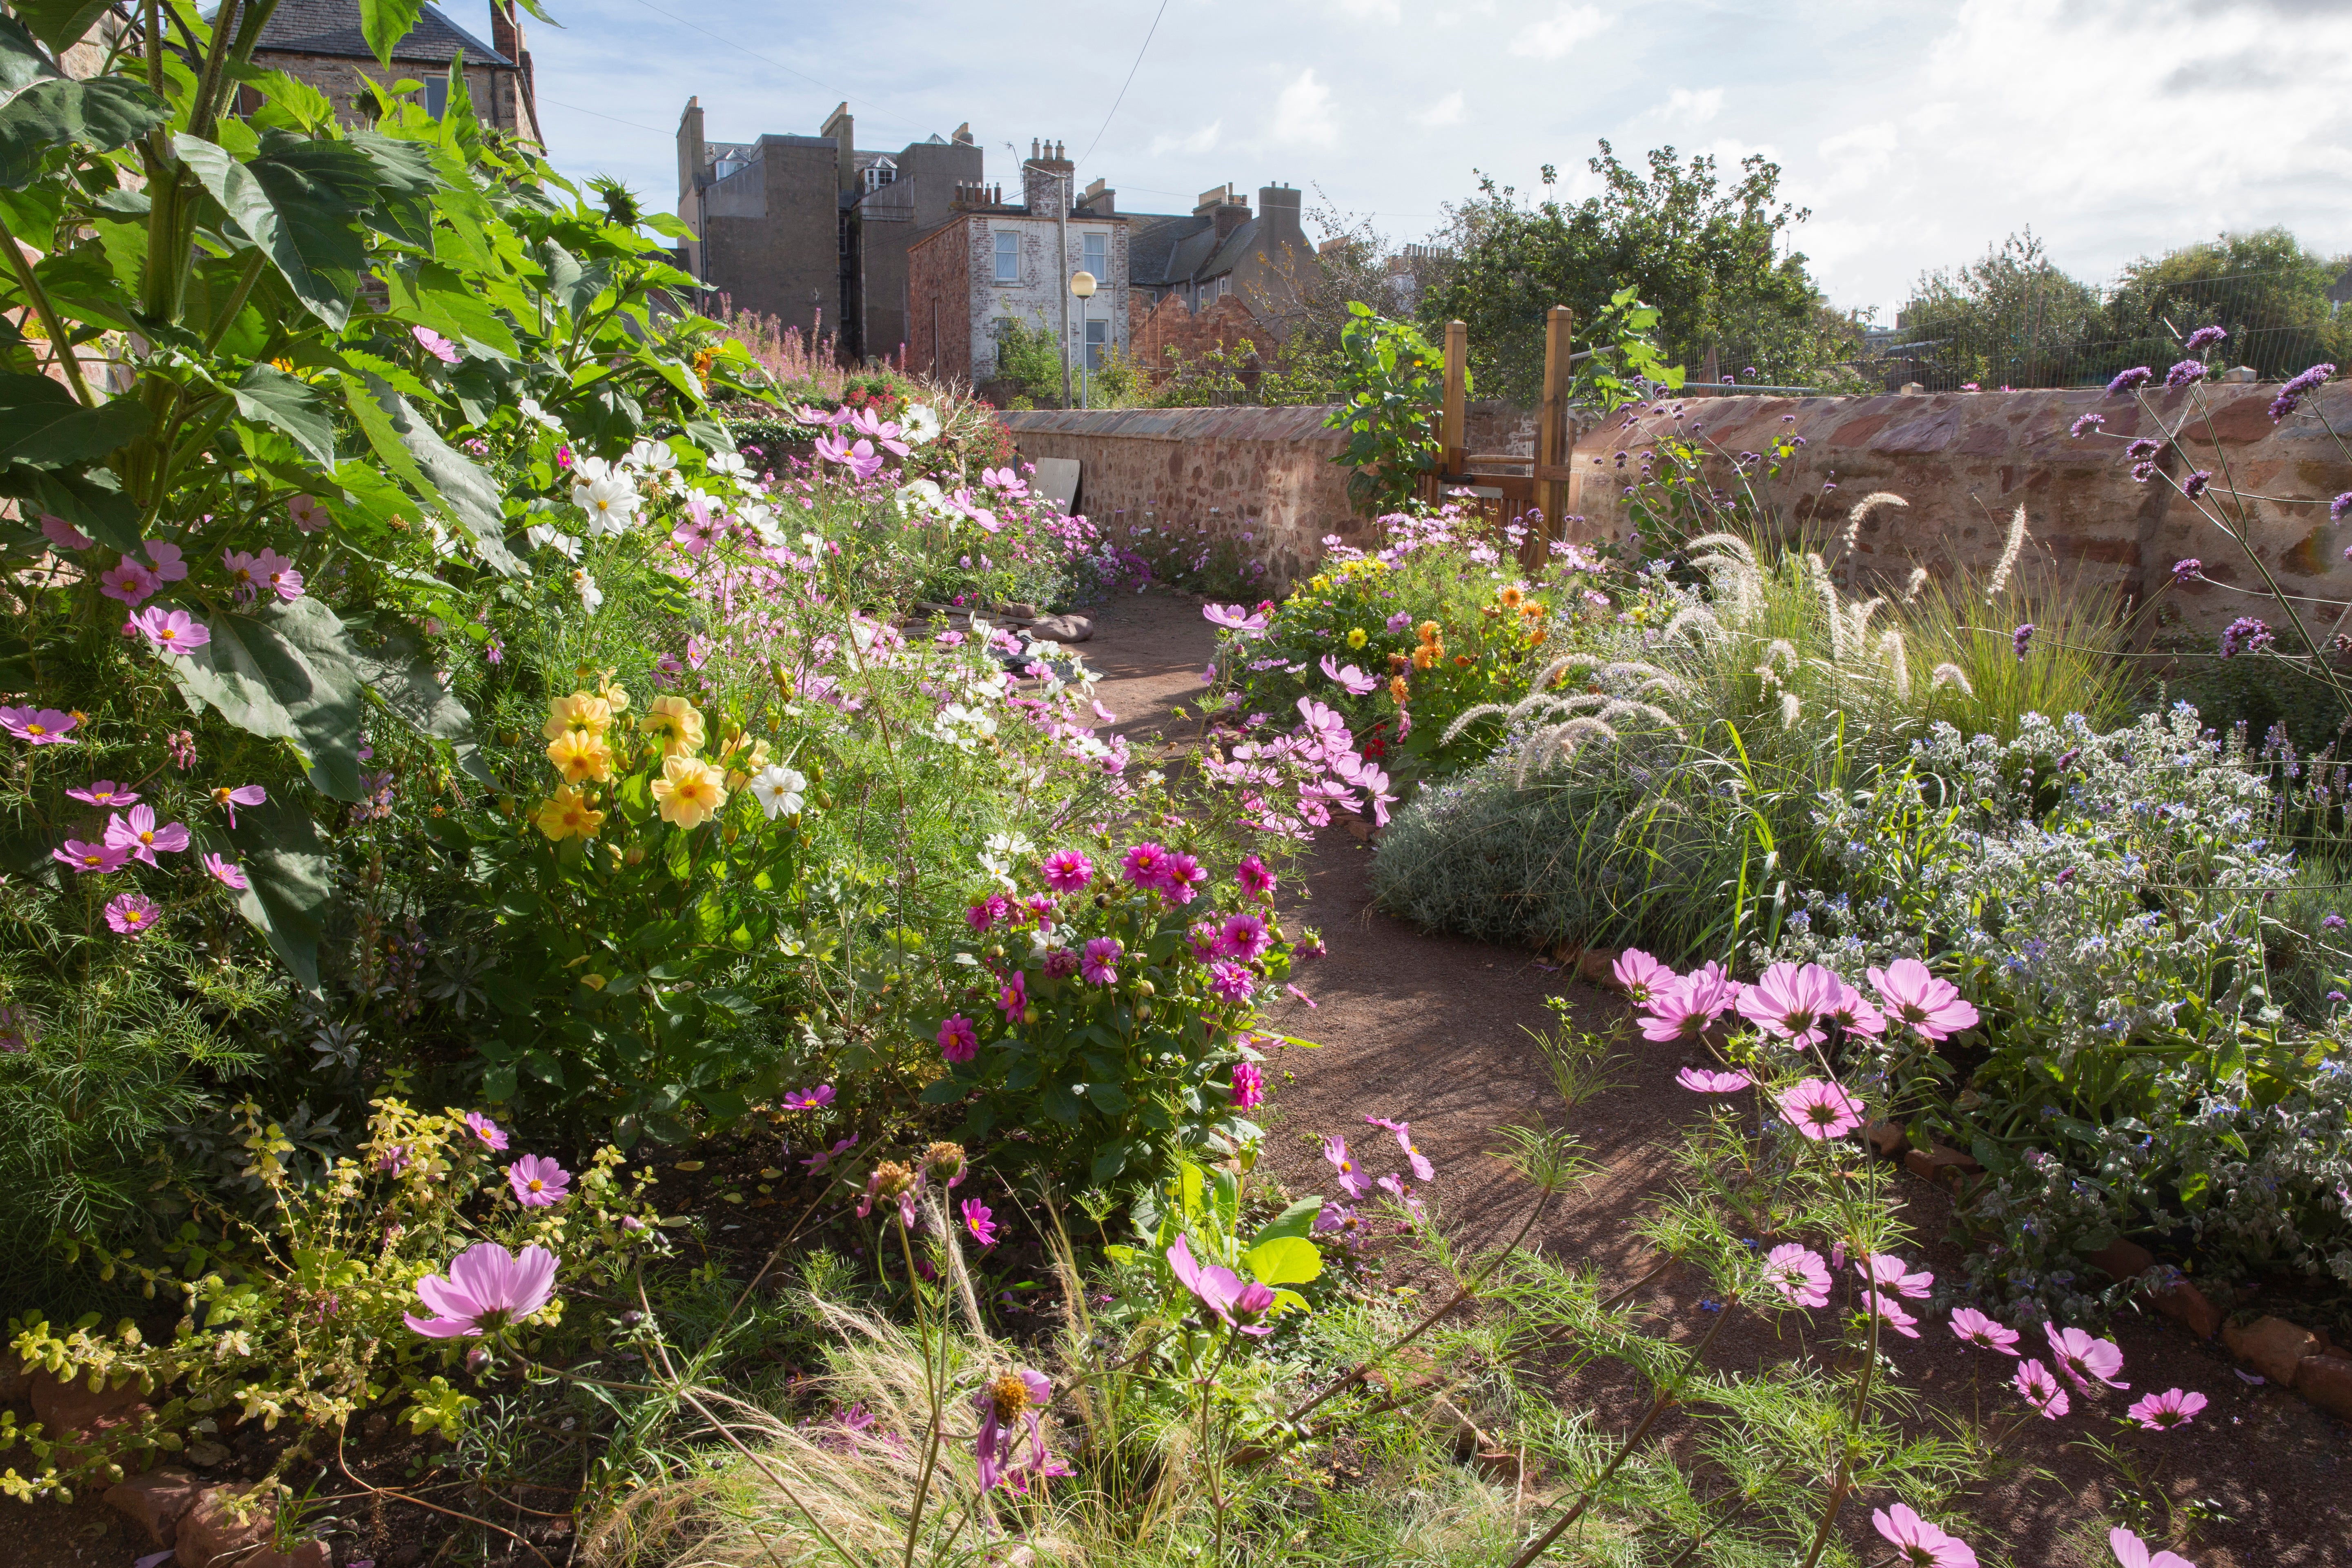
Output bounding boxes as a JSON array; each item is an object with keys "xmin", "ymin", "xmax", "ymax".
[
  {"xmin": 526, "ymin": 522, "xmax": 581, "ymax": 560},
  {"xmin": 897, "ymin": 477, "xmax": 947, "ymax": 516},
  {"xmin": 748, "ymin": 764, "xmax": 807, "ymax": 819},
  {"xmin": 572, "ymin": 460, "xmax": 640, "ymax": 537},
  {"xmin": 902, "ymin": 405, "xmax": 941, "ymax": 445},
  {"xmin": 706, "ymin": 450, "xmax": 752, "ymax": 482},
  {"xmin": 517, "ymin": 396, "xmax": 565, "ymax": 432},
  {"xmin": 984, "ymin": 831, "xmax": 1034, "ymax": 860},
  {"xmin": 570, "ymin": 569, "xmax": 603, "ymax": 613},
  {"xmin": 626, "ymin": 437, "xmax": 677, "ymax": 473}
]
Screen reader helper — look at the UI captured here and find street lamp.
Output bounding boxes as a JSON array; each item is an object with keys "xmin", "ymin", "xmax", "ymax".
[{"xmin": 1069, "ymin": 270, "xmax": 1097, "ymax": 410}]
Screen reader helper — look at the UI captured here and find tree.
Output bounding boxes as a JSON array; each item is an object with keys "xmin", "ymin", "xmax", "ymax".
[
  {"xmin": 2103, "ymin": 228, "xmax": 2349, "ymax": 381},
  {"xmin": 1416, "ymin": 142, "xmax": 1830, "ymax": 403},
  {"xmin": 1895, "ymin": 230, "xmax": 2105, "ymax": 390}
]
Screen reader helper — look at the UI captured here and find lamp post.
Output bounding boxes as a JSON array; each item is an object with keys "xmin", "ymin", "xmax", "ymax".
[{"xmin": 1070, "ymin": 269, "xmax": 1097, "ymax": 409}]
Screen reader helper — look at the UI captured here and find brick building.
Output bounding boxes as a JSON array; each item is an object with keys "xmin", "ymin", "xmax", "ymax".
[
  {"xmin": 906, "ymin": 140, "xmax": 1131, "ymax": 390},
  {"xmin": 675, "ymin": 99, "xmax": 980, "ymax": 361},
  {"xmin": 247, "ymin": 0, "xmax": 541, "ymax": 141}
]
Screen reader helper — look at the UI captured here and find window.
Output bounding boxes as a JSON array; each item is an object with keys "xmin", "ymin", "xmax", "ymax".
[
  {"xmin": 423, "ymin": 74, "xmax": 448, "ymax": 118},
  {"xmin": 864, "ymin": 159, "xmax": 897, "ymax": 192},
  {"xmin": 1084, "ymin": 317, "xmax": 1108, "ymax": 371},
  {"xmin": 993, "ymin": 232, "xmax": 1020, "ymax": 284},
  {"xmin": 1082, "ymin": 231, "xmax": 1107, "ymax": 283}
]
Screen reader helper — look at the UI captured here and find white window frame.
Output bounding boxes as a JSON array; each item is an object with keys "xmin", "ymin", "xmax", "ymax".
[
  {"xmin": 1084, "ymin": 316, "xmax": 1108, "ymax": 371},
  {"xmin": 993, "ymin": 232, "xmax": 1021, "ymax": 285},
  {"xmin": 1082, "ymin": 231, "xmax": 1107, "ymax": 282}
]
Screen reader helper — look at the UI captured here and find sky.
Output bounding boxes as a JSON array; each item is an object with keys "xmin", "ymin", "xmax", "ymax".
[{"xmin": 512, "ymin": 0, "xmax": 2352, "ymax": 318}]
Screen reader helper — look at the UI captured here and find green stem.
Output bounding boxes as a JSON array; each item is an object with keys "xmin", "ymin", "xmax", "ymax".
[
  {"xmin": 201, "ymin": 251, "xmax": 269, "ymax": 354},
  {"xmin": 0, "ymin": 203, "xmax": 95, "ymax": 405},
  {"xmin": 897, "ymin": 1215, "xmax": 945, "ymax": 1568}
]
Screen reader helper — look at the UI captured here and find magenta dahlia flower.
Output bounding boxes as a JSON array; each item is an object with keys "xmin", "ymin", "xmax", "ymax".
[
  {"xmin": 1041, "ymin": 849, "xmax": 1094, "ymax": 891},
  {"xmin": 1867, "ymin": 958, "xmax": 1980, "ymax": 1043},
  {"xmin": 1220, "ymin": 912, "xmax": 1271, "ymax": 961},
  {"xmin": 2044, "ymin": 1321, "xmax": 2129, "ymax": 1390},
  {"xmin": 1236, "ymin": 854, "xmax": 1276, "ymax": 896},
  {"xmin": 1209, "ymin": 961, "xmax": 1255, "ymax": 1004},
  {"xmin": 1950, "ymin": 1307, "xmax": 2020, "ymax": 1355},
  {"xmin": 507, "ymin": 1154, "xmax": 572, "ymax": 1207},
  {"xmin": 404, "ymin": 1241, "xmax": 558, "ymax": 1337},
  {"xmin": 1871, "ymin": 1502, "xmax": 1979, "ymax": 1568},
  {"xmin": 1080, "ymin": 937, "xmax": 1123, "ymax": 985},
  {"xmin": 1763, "ymin": 1243, "xmax": 1830, "ymax": 1308},
  {"xmin": 1120, "ymin": 842, "xmax": 1173, "ymax": 889},
  {"xmin": 1774, "ymin": 1078, "xmax": 1864, "ymax": 1140},
  {"xmin": 937, "ymin": 1013, "xmax": 980, "ymax": 1063},
  {"xmin": 2126, "ymin": 1387, "xmax": 2207, "ymax": 1430},
  {"xmin": 1229, "ymin": 1060, "xmax": 1265, "ymax": 1110}
]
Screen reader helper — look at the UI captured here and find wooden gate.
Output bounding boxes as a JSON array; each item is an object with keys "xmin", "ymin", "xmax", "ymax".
[{"xmin": 1413, "ymin": 307, "xmax": 1584, "ymax": 569}]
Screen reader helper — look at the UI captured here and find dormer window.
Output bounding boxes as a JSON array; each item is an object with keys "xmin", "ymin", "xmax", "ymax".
[{"xmin": 865, "ymin": 158, "xmax": 898, "ymax": 192}]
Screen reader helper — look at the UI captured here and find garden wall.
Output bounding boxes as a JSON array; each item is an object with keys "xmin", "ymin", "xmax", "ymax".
[{"xmin": 1001, "ymin": 382, "xmax": 2352, "ymax": 642}]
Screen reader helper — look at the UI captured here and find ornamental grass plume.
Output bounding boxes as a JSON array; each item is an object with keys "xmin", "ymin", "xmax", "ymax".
[{"xmin": 404, "ymin": 1241, "xmax": 558, "ymax": 1337}]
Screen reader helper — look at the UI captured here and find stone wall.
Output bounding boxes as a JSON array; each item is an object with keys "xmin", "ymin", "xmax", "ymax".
[
  {"xmin": 1128, "ymin": 294, "xmax": 1275, "ymax": 381},
  {"xmin": 1000, "ymin": 383, "xmax": 2352, "ymax": 641}
]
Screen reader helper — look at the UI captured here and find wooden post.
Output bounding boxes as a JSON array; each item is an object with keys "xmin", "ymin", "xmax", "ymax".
[
  {"xmin": 1441, "ymin": 319, "xmax": 1468, "ymax": 479},
  {"xmin": 1536, "ymin": 305, "xmax": 1574, "ymax": 550}
]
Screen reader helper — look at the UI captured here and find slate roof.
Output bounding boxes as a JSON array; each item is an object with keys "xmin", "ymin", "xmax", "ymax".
[
  {"xmin": 1125, "ymin": 210, "xmax": 1262, "ymax": 290},
  {"xmin": 251, "ymin": 0, "xmax": 512, "ymax": 66}
]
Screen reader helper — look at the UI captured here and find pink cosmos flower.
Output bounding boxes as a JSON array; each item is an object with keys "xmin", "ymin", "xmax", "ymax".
[
  {"xmin": 253, "ymin": 548, "xmax": 303, "ymax": 601},
  {"xmin": 1860, "ymin": 1253, "xmax": 1934, "ymax": 1299},
  {"xmin": 1285, "ymin": 982, "xmax": 1319, "ymax": 1008},
  {"xmin": 782, "ymin": 1085, "xmax": 836, "ymax": 1110},
  {"xmin": 99, "ymin": 557, "xmax": 160, "ymax": 605},
  {"xmin": 2109, "ymin": 1527, "xmax": 2196, "ymax": 1568},
  {"xmin": 141, "ymin": 539, "xmax": 186, "ymax": 583},
  {"xmin": 1236, "ymin": 855, "xmax": 1276, "ymax": 895},
  {"xmin": 1319, "ymin": 654, "xmax": 1377, "ymax": 695},
  {"xmin": 1864, "ymin": 1289, "xmax": 1922, "ymax": 1338},
  {"xmin": 1202, "ymin": 602, "xmax": 1270, "ymax": 633},
  {"xmin": 1675, "ymin": 1067, "xmax": 1755, "ymax": 1093},
  {"xmin": 972, "ymin": 1368, "xmax": 1053, "ymax": 1492},
  {"xmin": 2126, "ymin": 1388, "xmax": 2207, "ymax": 1430},
  {"xmin": 1041, "ymin": 849, "xmax": 1094, "ymax": 891},
  {"xmin": 1324, "ymin": 1135, "xmax": 1370, "ymax": 1198},
  {"xmin": 1610, "ymin": 948, "xmax": 1673, "ymax": 1004},
  {"xmin": 212, "ymin": 782, "xmax": 266, "ymax": 827},
  {"xmin": 1824, "ymin": 976, "xmax": 1887, "ymax": 1037},
  {"xmin": 2044, "ymin": 1321, "xmax": 2129, "ymax": 1390},
  {"xmin": 1367, "ymin": 1115, "xmax": 1434, "ymax": 1180},
  {"xmin": 2015, "ymin": 1359, "xmax": 2070, "ymax": 1419},
  {"xmin": 507, "ymin": 1154, "xmax": 572, "ymax": 1207},
  {"xmin": 1220, "ymin": 912, "xmax": 1271, "ymax": 961},
  {"xmin": 1869, "ymin": 958, "xmax": 1980, "ymax": 1043},
  {"xmin": 403, "ymin": 1241, "xmax": 558, "ymax": 1337},
  {"xmin": 287, "ymin": 494, "xmax": 329, "ymax": 534},
  {"xmin": 803, "ymin": 1134, "xmax": 859, "ymax": 1174},
  {"xmin": 1080, "ymin": 937, "xmax": 1123, "ymax": 986},
  {"xmin": 463, "ymin": 1111, "xmax": 510, "ymax": 1152},
  {"xmin": 1208, "ymin": 961, "xmax": 1255, "ymax": 1003},
  {"xmin": 104, "ymin": 892, "xmax": 160, "ymax": 936},
  {"xmin": 1950, "ymin": 1307, "xmax": 2020, "ymax": 1355},
  {"xmin": 134, "ymin": 606, "xmax": 211, "ymax": 655},
  {"xmin": 223, "ymin": 549, "xmax": 265, "ymax": 599},
  {"xmin": 104, "ymin": 805, "xmax": 190, "ymax": 866},
  {"xmin": 1737, "ymin": 962, "xmax": 1841, "ymax": 1045},
  {"xmin": 40, "ymin": 513, "xmax": 94, "ymax": 550},
  {"xmin": 55, "ymin": 838, "xmax": 130, "ymax": 874},
  {"xmin": 202, "ymin": 852, "xmax": 249, "ymax": 891},
  {"xmin": 67, "ymin": 781, "xmax": 137, "ymax": 807},
  {"xmin": 938, "ymin": 1013, "xmax": 980, "ymax": 1063},
  {"xmin": 1764, "ymin": 1243, "xmax": 1831, "ymax": 1308},
  {"xmin": 412, "ymin": 325, "xmax": 461, "ymax": 364},
  {"xmin": 1167, "ymin": 1234, "xmax": 1277, "ymax": 1336},
  {"xmin": 1121, "ymin": 842, "xmax": 1173, "ymax": 889},
  {"xmin": 1871, "ymin": 1502, "xmax": 1979, "ymax": 1568},
  {"xmin": 962, "ymin": 1198, "xmax": 1000, "ymax": 1248},
  {"xmin": 1, "ymin": 706, "xmax": 78, "ymax": 744},
  {"xmin": 375, "ymin": 1144, "xmax": 411, "ymax": 1176},
  {"xmin": 1774, "ymin": 1078, "xmax": 1864, "ymax": 1140},
  {"xmin": 1230, "ymin": 1061, "xmax": 1265, "ymax": 1109},
  {"xmin": 1644, "ymin": 981, "xmax": 1724, "ymax": 1044}
]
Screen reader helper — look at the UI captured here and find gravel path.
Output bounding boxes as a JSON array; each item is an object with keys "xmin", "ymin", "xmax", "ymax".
[{"xmin": 1083, "ymin": 586, "xmax": 2347, "ymax": 1568}]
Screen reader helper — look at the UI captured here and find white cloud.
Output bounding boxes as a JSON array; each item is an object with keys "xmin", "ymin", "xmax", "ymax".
[
  {"xmin": 1509, "ymin": 3, "xmax": 1610, "ymax": 61},
  {"xmin": 1814, "ymin": 120, "xmax": 1896, "ymax": 195},
  {"xmin": 1648, "ymin": 87, "xmax": 1723, "ymax": 125},
  {"xmin": 1149, "ymin": 120, "xmax": 1223, "ymax": 157},
  {"xmin": 1415, "ymin": 91, "xmax": 1467, "ymax": 128},
  {"xmin": 1271, "ymin": 68, "xmax": 1339, "ymax": 149},
  {"xmin": 1324, "ymin": 0, "xmax": 1401, "ymax": 19}
]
